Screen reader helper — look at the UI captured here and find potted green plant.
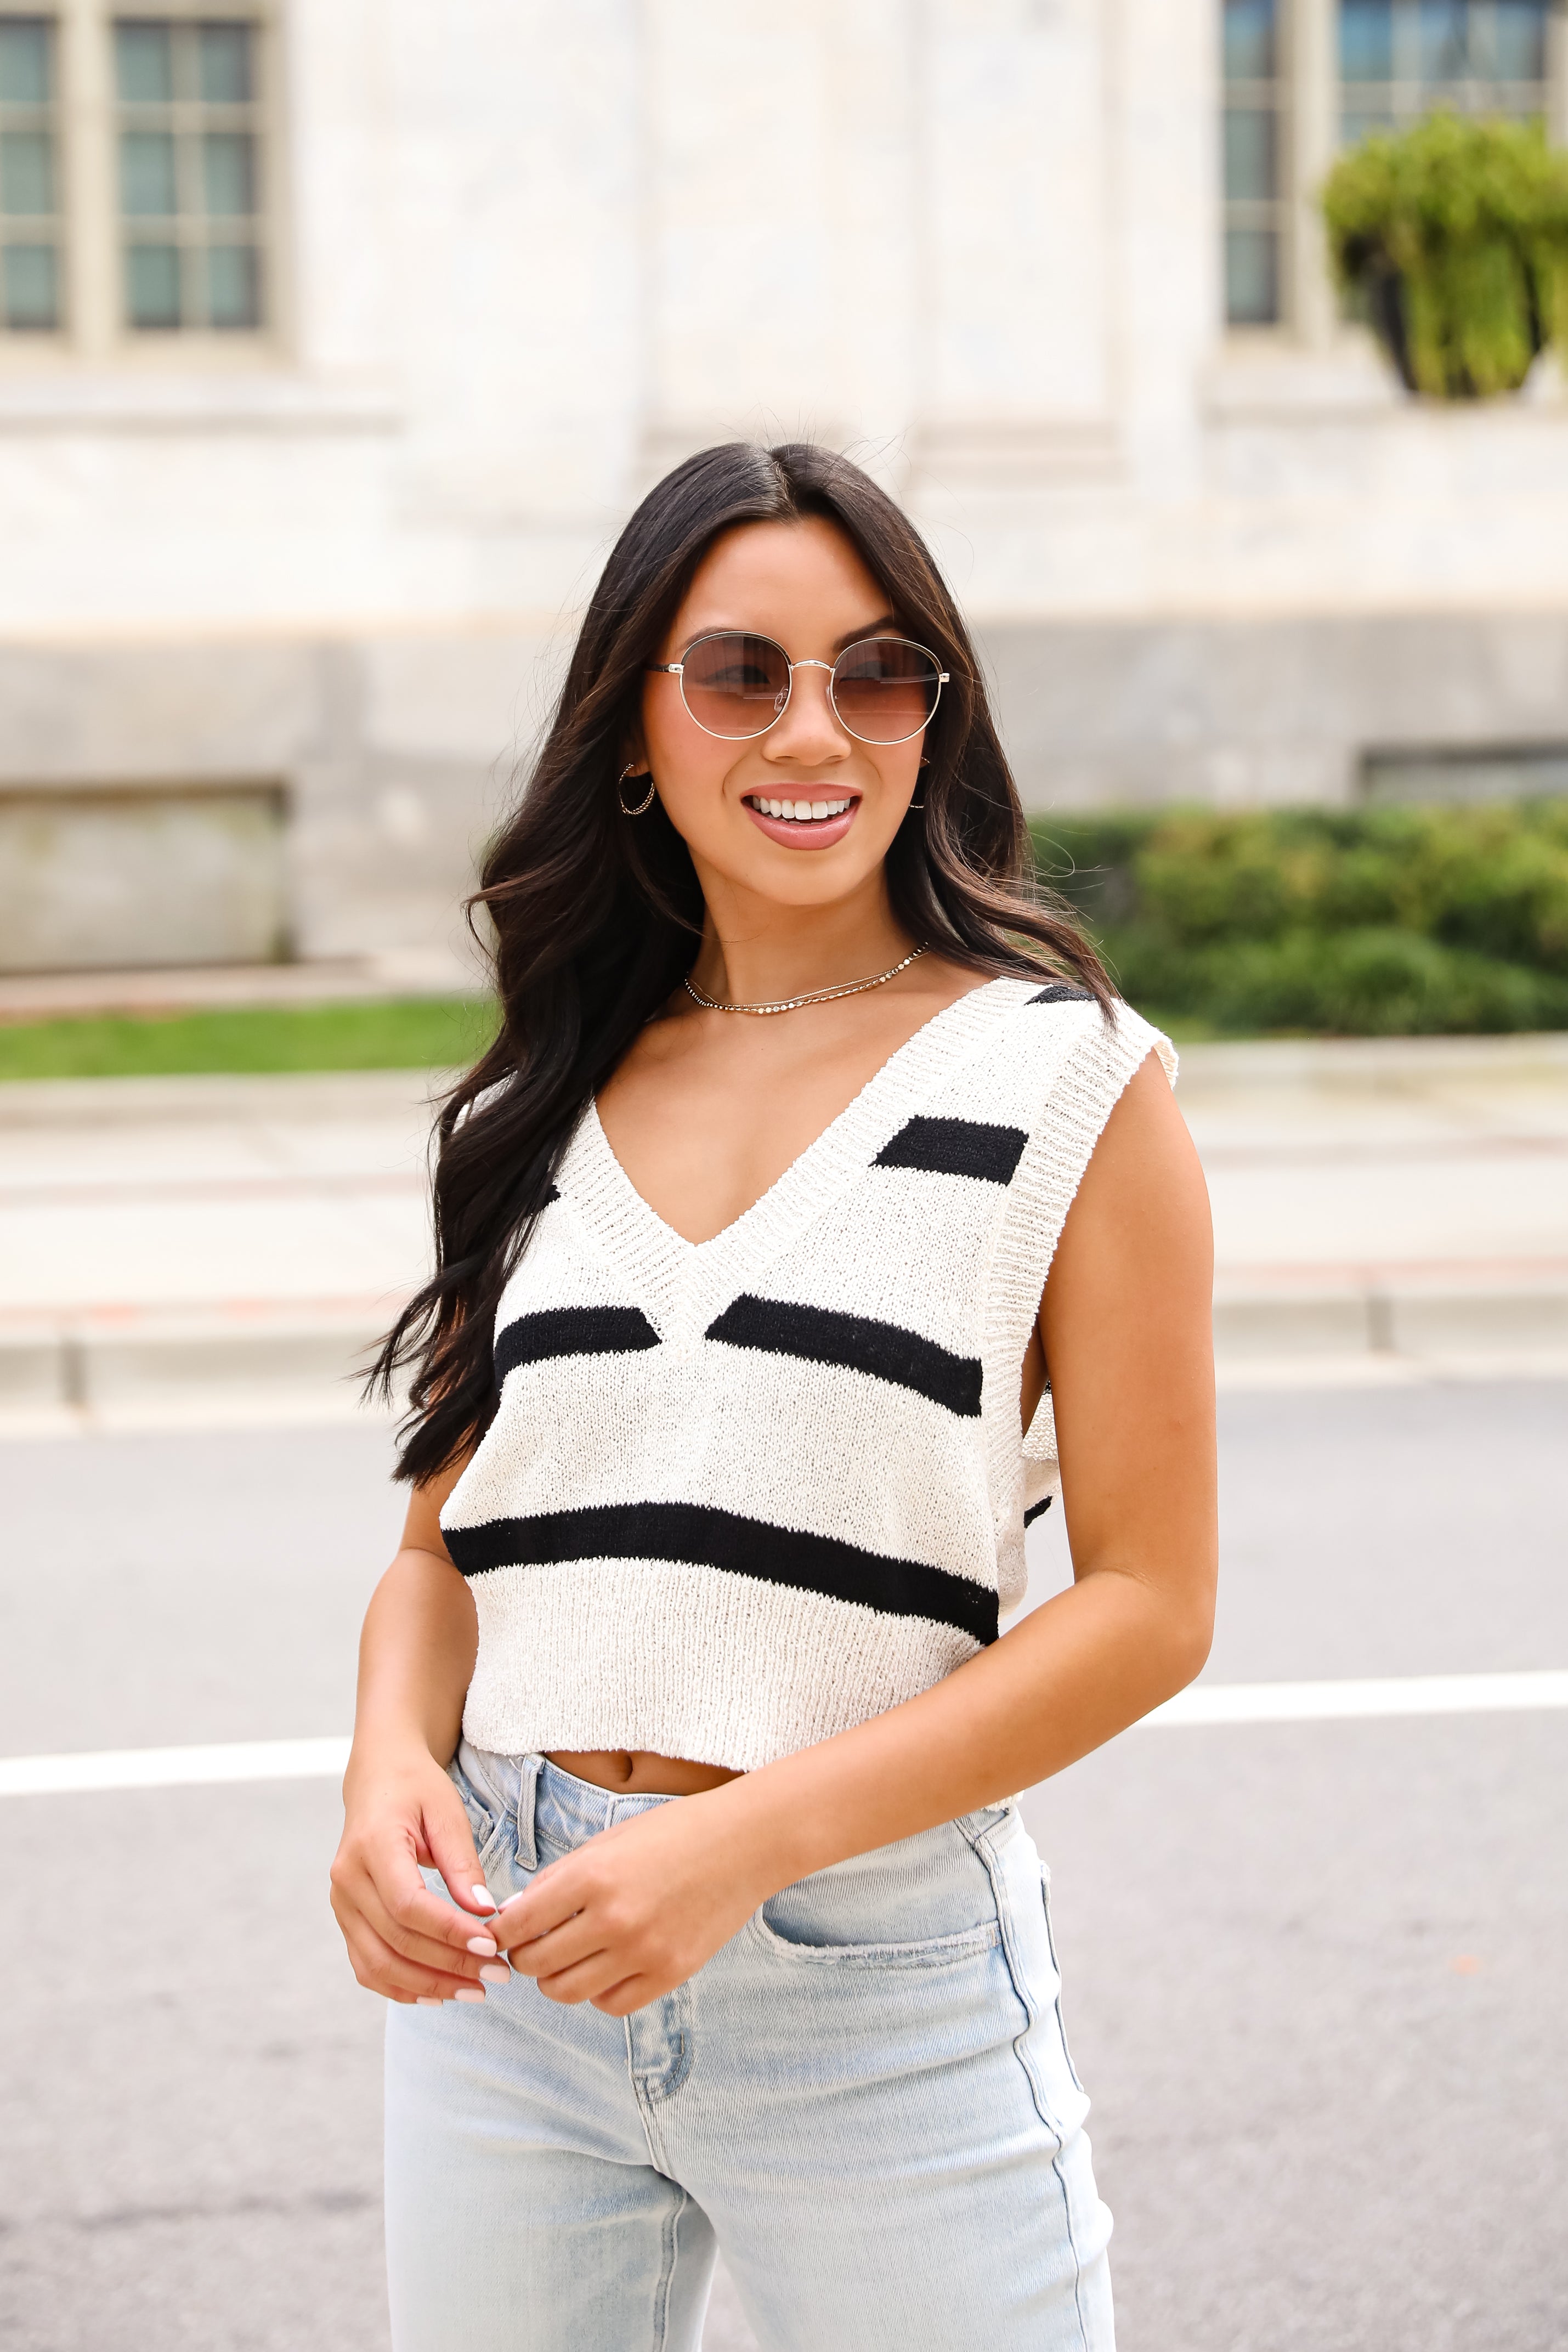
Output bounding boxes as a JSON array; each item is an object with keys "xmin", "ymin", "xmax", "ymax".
[{"xmin": 1322, "ymin": 113, "xmax": 1568, "ymax": 398}]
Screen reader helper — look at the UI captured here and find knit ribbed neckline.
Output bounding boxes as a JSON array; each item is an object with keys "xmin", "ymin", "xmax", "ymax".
[{"xmin": 559, "ymin": 975, "xmax": 1035, "ymax": 1343}]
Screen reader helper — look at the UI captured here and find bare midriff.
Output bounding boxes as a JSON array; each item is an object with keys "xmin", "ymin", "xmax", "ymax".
[{"xmin": 545, "ymin": 1749, "xmax": 742, "ymax": 1796}]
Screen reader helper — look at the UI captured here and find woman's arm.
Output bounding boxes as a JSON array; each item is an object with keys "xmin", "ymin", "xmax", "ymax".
[
  {"xmin": 329, "ymin": 1463, "xmax": 509, "ymax": 2002},
  {"xmin": 495, "ymin": 1052, "xmax": 1217, "ymax": 2014}
]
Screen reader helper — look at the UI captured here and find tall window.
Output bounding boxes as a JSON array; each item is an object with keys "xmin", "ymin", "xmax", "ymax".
[
  {"xmin": 0, "ymin": 5, "xmax": 277, "ymax": 359},
  {"xmin": 115, "ymin": 15, "xmax": 265, "ymax": 332},
  {"xmin": 1224, "ymin": 0, "xmax": 1290, "ymax": 326},
  {"xmin": 0, "ymin": 13, "xmax": 60, "ymax": 333},
  {"xmin": 1224, "ymin": 0, "xmax": 1563, "ymax": 335},
  {"xmin": 1339, "ymin": 0, "xmax": 1554, "ymax": 142}
]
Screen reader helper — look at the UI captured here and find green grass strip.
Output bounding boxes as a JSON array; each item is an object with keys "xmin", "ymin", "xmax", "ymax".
[{"xmin": 0, "ymin": 995, "xmax": 500, "ymax": 1082}]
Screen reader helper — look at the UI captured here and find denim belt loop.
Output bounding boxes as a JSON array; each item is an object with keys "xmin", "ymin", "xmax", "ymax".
[{"xmin": 514, "ymin": 1753, "xmax": 544, "ymax": 1870}]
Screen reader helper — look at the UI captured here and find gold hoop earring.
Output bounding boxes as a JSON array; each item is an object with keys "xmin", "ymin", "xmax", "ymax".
[{"xmin": 618, "ymin": 764, "xmax": 655, "ymax": 817}]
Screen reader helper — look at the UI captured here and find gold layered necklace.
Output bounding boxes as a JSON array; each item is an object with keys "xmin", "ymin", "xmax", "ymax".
[{"xmin": 683, "ymin": 943, "xmax": 927, "ymax": 1018}]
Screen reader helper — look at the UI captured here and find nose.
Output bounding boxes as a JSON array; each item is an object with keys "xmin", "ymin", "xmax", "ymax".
[{"xmin": 763, "ymin": 662, "xmax": 851, "ymax": 766}]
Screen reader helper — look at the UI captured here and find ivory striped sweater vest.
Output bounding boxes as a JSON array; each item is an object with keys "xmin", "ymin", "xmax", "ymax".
[{"xmin": 441, "ymin": 977, "xmax": 1176, "ymax": 1772}]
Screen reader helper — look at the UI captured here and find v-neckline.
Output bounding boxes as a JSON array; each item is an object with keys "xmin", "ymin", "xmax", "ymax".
[{"xmin": 559, "ymin": 976, "xmax": 1029, "ymax": 1343}]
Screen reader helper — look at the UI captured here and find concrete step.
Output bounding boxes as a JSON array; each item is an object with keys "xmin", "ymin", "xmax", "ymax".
[
  {"xmin": 1212, "ymin": 1273, "xmax": 1568, "ymax": 1363},
  {"xmin": 0, "ymin": 1305, "xmax": 404, "ymax": 1429},
  {"xmin": 3, "ymin": 1275, "xmax": 1565, "ymax": 1432}
]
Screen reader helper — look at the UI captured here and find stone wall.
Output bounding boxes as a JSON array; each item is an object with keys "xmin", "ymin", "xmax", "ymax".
[{"xmin": 3, "ymin": 0, "xmax": 1567, "ymax": 967}]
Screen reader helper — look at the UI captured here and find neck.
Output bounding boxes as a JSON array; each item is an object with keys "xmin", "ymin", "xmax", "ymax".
[{"xmin": 687, "ymin": 875, "xmax": 913, "ymax": 1010}]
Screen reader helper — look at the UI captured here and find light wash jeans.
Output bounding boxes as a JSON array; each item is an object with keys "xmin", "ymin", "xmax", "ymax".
[{"xmin": 384, "ymin": 1745, "xmax": 1114, "ymax": 2352}]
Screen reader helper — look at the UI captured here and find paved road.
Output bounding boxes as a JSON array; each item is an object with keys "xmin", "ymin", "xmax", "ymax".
[{"xmin": 1, "ymin": 1380, "xmax": 1564, "ymax": 2349}]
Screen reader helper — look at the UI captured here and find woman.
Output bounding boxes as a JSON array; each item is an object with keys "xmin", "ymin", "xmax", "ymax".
[{"xmin": 331, "ymin": 442, "xmax": 1216, "ymax": 2352}]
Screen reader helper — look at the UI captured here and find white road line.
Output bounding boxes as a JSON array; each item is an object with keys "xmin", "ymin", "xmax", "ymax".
[
  {"xmin": 0, "ymin": 1736, "xmax": 351, "ymax": 1797},
  {"xmin": 2, "ymin": 1673, "xmax": 1566, "ymax": 1796},
  {"xmin": 1143, "ymin": 1670, "xmax": 1568, "ymax": 1727}
]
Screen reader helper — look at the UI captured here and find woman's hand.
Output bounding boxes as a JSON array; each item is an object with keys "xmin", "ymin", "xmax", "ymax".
[
  {"xmin": 330, "ymin": 1738, "xmax": 509, "ymax": 2006},
  {"xmin": 495, "ymin": 1784, "xmax": 771, "ymax": 2016}
]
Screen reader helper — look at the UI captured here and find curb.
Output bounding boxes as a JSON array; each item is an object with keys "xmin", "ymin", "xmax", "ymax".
[
  {"xmin": 0, "ymin": 1313, "xmax": 397, "ymax": 1422},
  {"xmin": 1213, "ymin": 1278, "xmax": 1568, "ymax": 1361},
  {"xmin": 2, "ymin": 1281, "xmax": 1566, "ymax": 1426}
]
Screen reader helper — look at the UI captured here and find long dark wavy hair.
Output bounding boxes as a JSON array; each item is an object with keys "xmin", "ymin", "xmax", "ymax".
[{"xmin": 370, "ymin": 440, "xmax": 1111, "ymax": 1482}]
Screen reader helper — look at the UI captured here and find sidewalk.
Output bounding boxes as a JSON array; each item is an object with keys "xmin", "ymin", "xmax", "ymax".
[
  {"xmin": 2, "ymin": 1033, "xmax": 1565, "ymax": 1427},
  {"xmin": 1181, "ymin": 1033, "xmax": 1568, "ymax": 1372}
]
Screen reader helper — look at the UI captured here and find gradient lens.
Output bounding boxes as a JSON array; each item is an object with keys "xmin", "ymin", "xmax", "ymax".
[
  {"xmin": 831, "ymin": 639, "xmax": 942, "ymax": 743},
  {"xmin": 680, "ymin": 633, "xmax": 791, "ymax": 738}
]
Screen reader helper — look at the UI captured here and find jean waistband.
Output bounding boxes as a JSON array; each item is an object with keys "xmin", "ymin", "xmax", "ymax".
[
  {"xmin": 458, "ymin": 1742, "xmax": 682, "ymax": 1870},
  {"xmin": 458, "ymin": 1739, "xmax": 1018, "ymax": 1877}
]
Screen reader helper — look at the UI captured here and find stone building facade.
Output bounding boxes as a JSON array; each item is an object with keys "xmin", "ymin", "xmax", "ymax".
[{"xmin": 3, "ymin": 0, "xmax": 1568, "ymax": 973}]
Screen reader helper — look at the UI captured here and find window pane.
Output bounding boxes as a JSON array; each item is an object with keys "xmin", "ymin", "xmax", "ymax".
[
  {"xmin": 202, "ymin": 131, "xmax": 254, "ymax": 216},
  {"xmin": 198, "ymin": 21, "xmax": 252, "ymax": 103},
  {"xmin": 2, "ymin": 239, "xmax": 56, "ymax": 327},
  {"xmin": 120, "ymin": 130, "xmax": 177, "ymax": 216},
  {"xmin": 1417, "ymin": 0, "xmax": 1470, "ymax": 79},
  {"xmin": 124, "ymin": 240, "xmax": 181, "ymax": 327},
  {"xmin": 1, "ymin": 130, "xmax": 54, "ymax": 216},
  {"xmin": 115, "ymin": 21, "xmax": 174, "ymax": 104},
  {"xmin": 1493, "ymin": 0, "xmax": 1548, "ymax": 80},
  {"xmin": 1341, "ymin": 109, "xmax": 1394, "ymax": 143},
  {"xmin": 1223, "ymin": 0, "xmax": 1276, "ymax": 82},
  {"xmin": 1225, "ymin": 106, "xmax": 1278, "ymax": 200},
  {"xmin": 1226, "ymin": 226, "xmax": 1280, "ymax": 324},
  {"xmin": 0, "ymin": 19, "xmax": 52, "ymax": 103},
  {"xmin": 206, "ymin": 240, "xmax": 259, "ymax": 327},
  {"xmin": 1340, "ymin": 0, "xmax": 1394, "ymax": 80},
  {"xmin": 113, "ymin": 16, "xmax": 268, "ymax": 337}
]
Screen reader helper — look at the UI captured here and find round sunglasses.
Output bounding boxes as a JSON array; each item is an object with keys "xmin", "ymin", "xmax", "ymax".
[{"xmin": 647, "ymin": 632, "xmax": 948, "ymax": 746}]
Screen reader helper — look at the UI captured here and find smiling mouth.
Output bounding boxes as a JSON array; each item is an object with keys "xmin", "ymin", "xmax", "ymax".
[{"xmin": 743, "ymin": 794, "xmax": 857, "ymax": 824}]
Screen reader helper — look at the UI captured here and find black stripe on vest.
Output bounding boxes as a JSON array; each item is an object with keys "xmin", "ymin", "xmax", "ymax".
[
  {"xmin": 494, "ymin": 1305, "xmax": 661, "ymax": 1384},
  {"xmin": 874, "ymin": 1115, "xmax": 1027, "ymax": 1185},
  {"xmin": 444, "ymin": 1501, "xmax": 997, "ymax": 1648},
  {"xmin": 706, "ymin": 1294, "xmax": 982, "ymax": 1417},
  {"xmin": 1023, "ymin": 1495, "xmax": 1054, "ymax": 1526},
  {"xmin": 1028, "ymin": 983, "xmax": 1092, "ymax": 1005}
]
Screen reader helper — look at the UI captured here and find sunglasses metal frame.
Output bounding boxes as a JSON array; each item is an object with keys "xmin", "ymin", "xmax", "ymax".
[{"xmin": 646, "ymin": 632, "xmax": 949, "ymax": 746}]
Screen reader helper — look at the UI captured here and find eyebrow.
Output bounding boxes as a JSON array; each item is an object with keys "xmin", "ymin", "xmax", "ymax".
[
  {"xmin": 678, "ymin": 615, "xmax": 901, "ymax": 655},
  {"xmin": 831, "ymin": 615, "xmax": 898, "ymax": 653}
]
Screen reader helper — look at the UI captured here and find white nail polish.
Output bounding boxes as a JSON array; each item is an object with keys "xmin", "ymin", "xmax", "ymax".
[
  {"xmin": 478, "ymin": 1963, "xmax": 511, "ymax": 1985},
  {"xmin": 469, "ymin": 1884, "xmax": 496, "ymax": 1910},
  {"xmin": 466, "ymin": 1935, "xmax": 498, "ymax": 1957},
  {"xmin": 416, "ymin": 1996, "xmax": 444, "ymax": 2007},
  {"xmin": 453, "ymin": 1986, "xmax": 486, "ymax": 2003}
]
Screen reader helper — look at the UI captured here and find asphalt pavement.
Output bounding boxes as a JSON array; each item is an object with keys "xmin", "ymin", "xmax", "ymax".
[{"xmin": 1, "ymin": 1378, "xmax": 1564, "ymax": 2350}]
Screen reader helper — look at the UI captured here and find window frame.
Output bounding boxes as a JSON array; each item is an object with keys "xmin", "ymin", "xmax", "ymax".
[
  {"xmin": 0, "ymin": 10, "xmax": 67, "ymax": 342},
  {"xmin": 1223, "ymin": 0, "xmax": 1568, "ymax": 349},
  {"xmin": 0, "ymin": 0, "xmax": 288, "ymax": 367},
  {"xmin": 1222, "ymin": 1, "xmax": 1296, "ymax": 331}
]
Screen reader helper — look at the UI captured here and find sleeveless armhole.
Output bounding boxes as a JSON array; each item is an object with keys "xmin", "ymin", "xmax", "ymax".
[
  {"xmin": 983, "ymin": 1004, "xmax": 1178, "ymax": 1613},
  {"xmin": 452, "ymin": 1076, "xmax": 512, "ymax": 1131}
]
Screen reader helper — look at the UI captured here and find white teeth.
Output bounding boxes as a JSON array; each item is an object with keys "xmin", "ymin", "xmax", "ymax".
[{"xmin": 752, "ymin": 795, "xmax": 853, "ymax": 821}]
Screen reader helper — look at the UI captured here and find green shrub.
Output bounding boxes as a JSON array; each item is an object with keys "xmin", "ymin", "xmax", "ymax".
[
  {"xmin": 1321, "ymin": 114, "xmax": 1568, "ymax": 399},
  {"xmin": 1032, "ymin": 803, "xmax": 1568, "ymax": 1036}
]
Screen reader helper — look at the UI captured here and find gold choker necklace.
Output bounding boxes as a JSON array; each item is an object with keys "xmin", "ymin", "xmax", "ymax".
[{"xmin": 683, "ymin": 943, "xmax": 927, "ymax": 1018}]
